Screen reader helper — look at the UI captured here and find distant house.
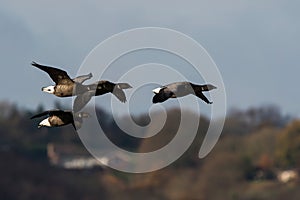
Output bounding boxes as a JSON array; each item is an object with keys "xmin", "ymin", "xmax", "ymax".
[
  {"xmin": 277, "ymin": 169, "xmax": 298, "ymax": 183},
  {"xmin": 47, "ymin": 143, "xmax": 104, "ymax": 170},
  {"xmin": 47, "ymin": 143, "xmax": 131, "ymax": 170}
]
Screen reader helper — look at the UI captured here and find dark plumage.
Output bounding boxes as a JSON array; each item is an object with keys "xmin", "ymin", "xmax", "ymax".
[
  {"xmin": 152, "ymin": 82, "xmax": 216, "ymax": 104},
  {"xmin": 74, "ymin": 80, "xmax": 132, "ymax": 112},
  {"xmin": 94, "ymin": 80, "xmax": 132, "ymax": 103},
  {"xmin": 32, "ymin": 61, "xmax": 92, "ymax": 97},
  {"xmin": 32, "ymin": 62, "xmax": 132, "ymax": 112},
  {"xmin": 30, "ymin": 109, "xmax": 89, "ymax": 130}
]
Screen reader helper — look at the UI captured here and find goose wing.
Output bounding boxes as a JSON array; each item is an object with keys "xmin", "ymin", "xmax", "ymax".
[
  {"xmin": 30, "ymin": 109, "xmax": 63, "ymax": 119},
  {"xmin": 73, "ymin": 73, "xmax": 93, "ymax": 84},
  {"xmin": 194, "ymin": 91, "xmax": 212, "ymax": 104},
  {"xmin": 112, "ymin": 87, "xmax": 127, "ymax": 103},
  {"xmin": 73, "ymin": 91, "xmax": 94, "ymax": 113},
  {"xmin": 96, "ymin": 81, "xmax": 129, "ymax": 103},
  {"xmin": 31, "ymin": 62, "xmax": 73, "ymax": 85}
]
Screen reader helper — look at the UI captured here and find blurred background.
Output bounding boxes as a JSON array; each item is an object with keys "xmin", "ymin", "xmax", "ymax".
[{"xmin": 1, "ymin": 1, "xmax": 300, "ymax": 199}]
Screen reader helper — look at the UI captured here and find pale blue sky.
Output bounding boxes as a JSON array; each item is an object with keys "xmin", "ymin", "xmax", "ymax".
[{"xmin": 0, "ymin": 0, "xmax": 299, "ymax": 116}]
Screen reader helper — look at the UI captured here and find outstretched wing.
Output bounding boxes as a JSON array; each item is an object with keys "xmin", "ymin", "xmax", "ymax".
[
  {"xmin": 72, "ymin": 73, "xmax": 93, "ymax": 84},
  {"xmin": 194, "ymin": 91, "xmax": 212, "ymax": 104},
  {"xmin": 91, "ymin": 81, "xmax": 130, "ymax": 103},
  {"xmin": 31, "ymin": 61, "xmax": 73, "ymax": 85},
  {"xmin": 112, "ymin": 87, "xmax": 127, "ymax": 103},
  {"xmin": 30, "ymin": 109, "xmax": 62, "ymax": 119},
  {"xmin": 71, "ymin": 122, "xmax": 77, "ymax": 130},
  {"xmin": 73, "ymin": 91, "xmax": 94, "ymax": 113}
]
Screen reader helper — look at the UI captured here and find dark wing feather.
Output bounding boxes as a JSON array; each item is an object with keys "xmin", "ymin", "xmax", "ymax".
[
  {"xmin": 31, "ymin": 62, "xmax": 73, "ymax": 84},
  {"xmin": 30, "ymin": 109, "xmax": 62, "ymax": 119},
  {"xmin": 194, "ymin": 91, "xmax": 212, "ymax": 104},
  {"xmin": 71, "ymin": 122, "xmax": 77, "ymax": 130},
  {"xmin": 73, "ymin": 91, "xmax": 94, "ymax": 112},
  {"xmin": 92, "ymin": 81, "xmax": 129, "ymax": 102},
  {"xmin": 30, "ymin": 111, "xmax": 51, "ymax": 119},
  {"xmin": 112, "ymin": 87, "xmax": 127, "ymax": 103},
  {"xmin": 72, "ymin": 73, "xmax": 93, "ymax": 84}
]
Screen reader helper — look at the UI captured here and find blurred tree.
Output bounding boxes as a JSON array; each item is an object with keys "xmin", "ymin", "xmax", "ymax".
[
  {"xmin": 275, "ymin": 120, "xmax": 300, "ymax": 168},
  {"xmin": 0, "ymin": 101, "xmax": 18, "ymax": 120},
  {"xmin": 257, "ymin": 153, "xmax": 273, "ymax": 170},
  {"xmin": 225, "ymin": 104, "xmax": 289, "ymax": 135},
  {"xmin": 137, "ymin": 108, "xmax": 208, "ymax": 167},
  {"xmin": 1, "ymin": 100, "xmax": 299, "ymax": 200}
]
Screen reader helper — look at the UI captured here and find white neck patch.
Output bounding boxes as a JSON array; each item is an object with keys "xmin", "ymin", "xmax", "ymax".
[
  {"xmin": 38, "ymin": 118, "xmax": 51, "ymax": 128},
  {"xmin": 152, "ymin": 87, "xmax": 162, "ymax": 94},
  {"xmin": 42, "ymin": 86, "xmax": 55, "ymax": 94}
]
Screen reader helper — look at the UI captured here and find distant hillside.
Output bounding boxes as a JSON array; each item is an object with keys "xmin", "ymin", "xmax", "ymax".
[{"xmin": 1, "ymin": 101, "xmax": 299, "ymax": 200}]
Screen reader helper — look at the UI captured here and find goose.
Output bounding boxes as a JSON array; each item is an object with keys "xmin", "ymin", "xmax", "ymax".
[
  {"xmin": 152, "ymin": 82, "xmax": 216, "ymax": 104},
  {"xmin": 32, "ymin": 62, "xmax": 132, "ymax": 111},
  {"xmin": 30, "ymin": 109, "xmax": 89, "ymax": 130},
  {"xmin": 31, "ymin": 61, "xmax": 92, "ymax": 97},
  {"xmin": 73, "ymin": 80, "xmax": 132, "ymax": 112}
]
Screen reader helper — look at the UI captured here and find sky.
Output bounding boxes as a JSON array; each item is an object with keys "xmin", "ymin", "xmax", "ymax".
[{"xmin": 0, "ymin": 0, "xmax": 299, "ymax": 117}]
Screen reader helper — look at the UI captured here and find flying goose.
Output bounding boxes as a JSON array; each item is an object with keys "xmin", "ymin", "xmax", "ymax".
[
  {"xmin": 31, "ymin": 61, "xmax": 92, "ymax": 97},
  {"xmin": 32, "ymin": 62, "xmax": 132, "ymax": 111},
  {"xmin": 73, "ymin": 80, "xmax": 132, "ymax": 112},
  {"xmin": 152, "ymin": 82, "xmax": 216, "ymax": 104},
  {"xmin": 30, "ymin": 109, "xmax": 89, "ymax": 130}
]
